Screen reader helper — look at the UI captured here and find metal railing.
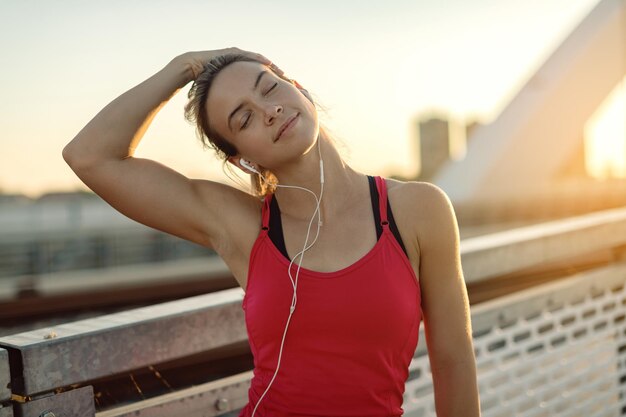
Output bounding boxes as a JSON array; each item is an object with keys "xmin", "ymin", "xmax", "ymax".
[{"xmin": 1, "ymin": 206, "xmax": 626, "ymax": 416}]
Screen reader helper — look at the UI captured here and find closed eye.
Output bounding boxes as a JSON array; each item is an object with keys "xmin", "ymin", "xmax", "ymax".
[
  {"xmin": 241, "ymin": 112, "xmax": 252, "ymax": 129},
  {"xmin": 265, "ymin": 83, "xmax": 277, "ymax": 95}
]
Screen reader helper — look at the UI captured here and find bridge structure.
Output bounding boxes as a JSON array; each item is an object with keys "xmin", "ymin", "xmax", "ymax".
[{"xmin": 433, "ymin": 0, "xmax": 626, "ymax": 205}]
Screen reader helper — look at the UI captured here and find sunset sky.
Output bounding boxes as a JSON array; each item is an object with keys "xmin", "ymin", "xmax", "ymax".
[{"xmin": 0, "ymin": 0, "xmax": 612, "ymax": 197}]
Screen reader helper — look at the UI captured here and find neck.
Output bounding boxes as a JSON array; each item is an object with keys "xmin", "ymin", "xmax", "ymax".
[{"xmin": 271, "ymin": 134, "xmax": 367, "ymax": 222}]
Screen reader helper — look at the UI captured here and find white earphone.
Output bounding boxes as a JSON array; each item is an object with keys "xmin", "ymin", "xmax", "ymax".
[
  {"xmin": 240, "ymin": 159, "xmax": 260, "ymax": 175},
  {"xmin": 249, "ymin": 136, "xmax": 324, "ymax": 417}
]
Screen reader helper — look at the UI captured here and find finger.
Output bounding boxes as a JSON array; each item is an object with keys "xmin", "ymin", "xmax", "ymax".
[
  {"xmin": 255, "ymin": 53, "xmax": 272, "ymax": 65},
  {"xmin": 218, "ymin": 48, "xmax": 284, "ymax": 75},
  {"xmin": 235, "ymin": 48, "xmax": 269, "ymax": 63},
  {"xmin": 250, "ymin": 52, "xmax": 284, "ymax": 75},
  {"xmin": 269, "ymin": 62, "xmax": 285, "ymax": 76}
]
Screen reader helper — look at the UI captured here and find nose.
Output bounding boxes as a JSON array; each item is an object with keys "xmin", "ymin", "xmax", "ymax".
[{"xmin": 264, "ymin": 104, "xmax": 283, "ymax": 124}]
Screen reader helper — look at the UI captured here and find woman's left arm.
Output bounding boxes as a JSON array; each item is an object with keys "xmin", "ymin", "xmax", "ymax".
[{"xmin": 415, "ymin": 183, "xmax": 481, "ymax": 417}]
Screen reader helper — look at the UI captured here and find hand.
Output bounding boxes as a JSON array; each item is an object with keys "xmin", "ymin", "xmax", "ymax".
[{"xmin": 175, "ymin": 48, "xmax": 284, "ymax": 81}]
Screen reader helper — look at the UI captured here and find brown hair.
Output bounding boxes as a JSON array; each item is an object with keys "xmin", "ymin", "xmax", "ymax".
[{"xmin": 185, "ymin": 54, "xmax": 307, "ymax": 197}]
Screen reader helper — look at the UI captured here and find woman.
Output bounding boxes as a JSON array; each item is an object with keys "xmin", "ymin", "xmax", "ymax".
[{"xmin": 63, "ymin": 48, "xmax": 480, "ymax": 417}]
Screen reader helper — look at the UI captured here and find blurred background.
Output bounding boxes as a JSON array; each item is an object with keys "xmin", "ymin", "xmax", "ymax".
[{"xmin": 1, "ymin": 0, "xmax": 625, "ymax": 415}]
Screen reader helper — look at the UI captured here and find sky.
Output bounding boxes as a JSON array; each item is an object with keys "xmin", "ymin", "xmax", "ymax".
[{"xmin": 0, "ymin": 0, "xmax": 605, "ymax": 197}]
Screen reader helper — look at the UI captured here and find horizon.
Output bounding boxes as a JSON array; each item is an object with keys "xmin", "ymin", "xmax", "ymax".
[{"xmin": 2, "ymin": 0, "xmax": 620, "ymax": 199}]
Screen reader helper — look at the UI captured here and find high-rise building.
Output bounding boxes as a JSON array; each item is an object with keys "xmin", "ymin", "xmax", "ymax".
[{"xmin": 417, "ymin": 117, "xmax": 450, "ymax": 181}]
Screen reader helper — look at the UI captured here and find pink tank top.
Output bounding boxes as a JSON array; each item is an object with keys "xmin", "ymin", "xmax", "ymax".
[{"xmin": 240, "ymin": 176, "xmax": 422, "ymax": 417}]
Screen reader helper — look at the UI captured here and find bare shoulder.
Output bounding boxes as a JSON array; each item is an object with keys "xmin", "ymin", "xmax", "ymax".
[
  {"xmin": 385, "ymin": 178, "xmax": 452, "ymax": 214},
  {"xmin": 193, "ymin": 178, "xmax": 263, "ymax": 211},
  {"xmin": 192, "ymin": 179, "xmax": 263, "ymax": 257},
  {"xmin": 385, "ymin": 179, "xmax": 458, "ymax": 250}
]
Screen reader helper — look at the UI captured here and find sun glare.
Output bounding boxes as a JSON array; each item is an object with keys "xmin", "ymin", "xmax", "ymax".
[{"xmin": 584, "ymin": 77, "xmax": 626, "ymax": 179}]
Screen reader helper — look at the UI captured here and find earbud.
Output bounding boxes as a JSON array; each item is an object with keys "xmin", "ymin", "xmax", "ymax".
[{"xmin": 240, "ymin": 159, "xmax": 260, "ymax": 175}]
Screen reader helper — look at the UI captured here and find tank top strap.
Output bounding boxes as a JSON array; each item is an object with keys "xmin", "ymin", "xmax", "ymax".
[
  {"xmin": 374, "ymin": 176, "xmax": 389, "ymax": 227},
  {"xmin": 261, "ymin": 193, "xmax": 272, "ymax": 232}
]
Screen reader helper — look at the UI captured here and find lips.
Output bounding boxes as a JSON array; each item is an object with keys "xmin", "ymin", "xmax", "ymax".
[{"xmin": 275, "ymin": 113, "xmax": 299, "ymax": 142}]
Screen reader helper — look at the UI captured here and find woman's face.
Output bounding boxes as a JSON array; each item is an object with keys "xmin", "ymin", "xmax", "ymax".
[{"xmin": 205, "ymin": 61, "xmax": 318, "ymax": 170}]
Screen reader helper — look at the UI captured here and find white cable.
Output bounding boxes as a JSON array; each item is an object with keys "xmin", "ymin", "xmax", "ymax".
[{"xmin": 250, "ymin": 137, "xmax": 324, "ymax": 417}]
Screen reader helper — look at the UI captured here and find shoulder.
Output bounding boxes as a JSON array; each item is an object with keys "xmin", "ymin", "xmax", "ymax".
[
  {"xmin": 384, "ymin": 178, "xmax": 453, "ymax": 214},
  {"xmin": 384, "ymin": 179, "xmax": 459, "ymax": 250},
  {"xmin": 194, "ymin": 180, "xmax": 264, "ymax": 211},
  {"xmin": 193, "ymin": 179, "xmax": 264, "ymax": 220},
  {"xmin": 193, "ymin": 179, "xmax": 264, "ymax": 253}
]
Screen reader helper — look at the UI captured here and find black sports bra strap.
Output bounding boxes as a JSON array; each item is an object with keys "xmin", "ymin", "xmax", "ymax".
[
  {"xmin": 367, "ymin": 176, "xmax": 408, "ymax": 257},
  {"xmin": 368, "ymin": 176, "xmax": 383, "ymax": 239},
  {"xmin": 268, "ymin": 176, "xmax": 408, "ymax": 261}
]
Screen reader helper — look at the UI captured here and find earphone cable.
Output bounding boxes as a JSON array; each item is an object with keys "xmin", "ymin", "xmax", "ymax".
[{"xmin": 250, "ymin": 137, "xmax": 324, "ymax": 417}]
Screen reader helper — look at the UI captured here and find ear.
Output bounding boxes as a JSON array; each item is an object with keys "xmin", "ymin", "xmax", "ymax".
[{"xmin": 293, "ymin": 80, "xmax": 313, "ymax": 104}]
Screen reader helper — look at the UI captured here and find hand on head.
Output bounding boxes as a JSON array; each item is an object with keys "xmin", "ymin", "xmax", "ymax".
[{"xmin": 177, "ymin": 47, "xmax": 284, "ymax": 81}]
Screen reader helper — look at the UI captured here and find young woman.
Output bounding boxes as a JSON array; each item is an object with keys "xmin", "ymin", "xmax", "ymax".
[{"xmin": 63, "ymin": 47, "xmax": 480, "ymax": 417}]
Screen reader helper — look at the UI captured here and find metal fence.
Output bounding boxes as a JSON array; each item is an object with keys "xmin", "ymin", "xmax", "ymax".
[
  {"xmin": 2, "ymin": 206, "xmax": 626, "ymax": 416},
  {"xmin": 406, "ymin": 260, "xmax": 626, "ymax": 416}
]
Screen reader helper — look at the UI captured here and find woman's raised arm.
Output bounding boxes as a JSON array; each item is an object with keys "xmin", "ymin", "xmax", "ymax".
[{"xmin": 62, "ymin": 50, "xmax": 269, "ymax": 254}]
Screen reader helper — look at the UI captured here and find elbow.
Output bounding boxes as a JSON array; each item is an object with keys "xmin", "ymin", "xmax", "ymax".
[
  {"xmin": 62, "ymin": 144, "xmax": 74, "ymax": 165},
  {"xmin": 62, "ymin": 142, "xmax": 81, "ymax": 169},
  {"xmin": 62, "ymin": 139, "xmax": 95, "ymax": 172}
]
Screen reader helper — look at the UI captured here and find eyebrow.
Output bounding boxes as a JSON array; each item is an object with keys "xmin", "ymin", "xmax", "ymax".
[{"xmin": 228, "ymin": 70, "xmax": 268, "ymax": 132}]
